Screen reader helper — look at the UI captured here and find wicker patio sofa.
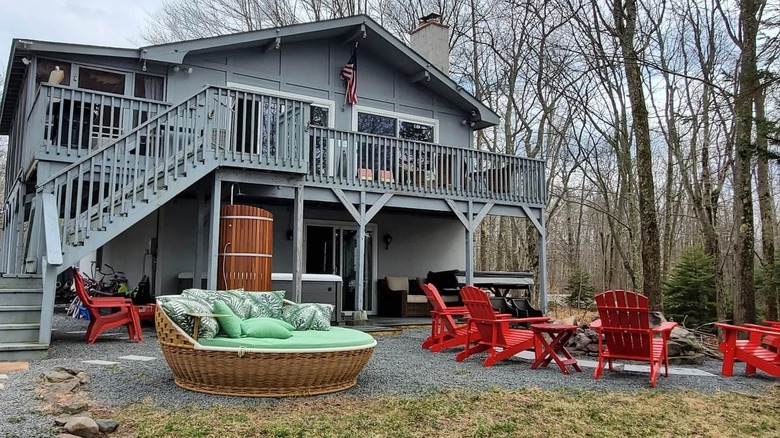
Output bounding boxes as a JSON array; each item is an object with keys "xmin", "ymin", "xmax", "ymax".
[{"xmin": 155, "ymin": 292, "xmax": 376, "ymax": 397}]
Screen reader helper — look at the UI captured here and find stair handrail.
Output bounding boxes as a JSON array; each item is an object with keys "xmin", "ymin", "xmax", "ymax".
[{"xmin": 36, "ymin": 85, "xmax": 212, "ymax": 191}]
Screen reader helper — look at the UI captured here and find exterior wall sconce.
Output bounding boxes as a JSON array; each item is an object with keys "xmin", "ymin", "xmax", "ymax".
[
  {"xmin": 172, "ymin": 65, "xmax": 194, "ymax": 74},
  {"xmin": 383, "ymin": 233, "xmax": 393, "ymax": 250}
]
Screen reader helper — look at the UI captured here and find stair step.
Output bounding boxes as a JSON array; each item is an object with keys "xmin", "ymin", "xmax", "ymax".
[
  {"xmin": 0, "ymin": 306, "xmax": 43, "ymax": 324},
  {"xmin": 0, "ymin": 277, "xmax": 43, "ymax": 289},
  {"xmin": 0, "ymin": 323, "xmax": 41, "ymax": 342},
  {"xmin": 0, "ymin": 342, "xmax": 49, "ymax": 361},
  {"xmin": 0, "ymin": 289, "xmax": 43, "ymax": 306}
]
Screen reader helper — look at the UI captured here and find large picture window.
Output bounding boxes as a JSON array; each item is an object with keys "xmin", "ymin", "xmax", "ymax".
[
  {"xmin": 77, "ymin": 67, "xmax": 127, "ymax": 95},
  {"xmin": 355, "ymin": 109, "xmax": 436, "ymax": 143}
]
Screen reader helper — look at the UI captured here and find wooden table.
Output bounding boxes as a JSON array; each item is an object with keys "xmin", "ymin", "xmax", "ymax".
[
  {"xmin": 186, "ymin": 313, "xmax": 227, "ymax": 340},
  {"xmin": 530, "ymin": 323, "xmax": 582, "ymax": 375}
]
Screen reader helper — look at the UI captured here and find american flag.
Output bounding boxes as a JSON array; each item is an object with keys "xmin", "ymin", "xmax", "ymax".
[{"xmin": 340, "ymin": 49, "xmax": 357, "ymax": 105}]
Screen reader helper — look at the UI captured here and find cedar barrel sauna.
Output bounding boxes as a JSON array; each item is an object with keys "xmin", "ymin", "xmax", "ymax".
[{"xmin": 217, "ymin": 204, "xmax": 273, "ymax": 291}]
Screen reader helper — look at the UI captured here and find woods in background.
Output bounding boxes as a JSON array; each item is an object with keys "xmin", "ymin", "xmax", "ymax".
[{"xmin": 142, "ymin": 0, "xmax": 780, "ymax": 325}]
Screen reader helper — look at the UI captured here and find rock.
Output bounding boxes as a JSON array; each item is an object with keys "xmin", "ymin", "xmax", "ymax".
[
  {"xmin": 42, "ymin": 370, "xmax": 74, "ymax": 383},
  {"xmin": 54, "ymin": 366, "xmax": 84, "ymax": 376},
  {"xmin": 572, "ymin": 333, "xmax": 592, "ymax": 351},
  {"xmin": 61, "ymin": 401, "xmax": 90, "ymax": 414},
  {"xmin": 587, "ymin": 343, "xmax": 601, "ymax": 353},
  {"xmin": 0, "ymin": 373, "xmax": 8, "ymax": 379},
  {"xmin": 670, "ymin": 326, "xmax": 703, "ymax": 353},
  {"xmin": 96, "ymin": 419, "xmax": 119, "ymax": 433},
  {"xmin": 45, "ymin": 380, "xmax": 81, "ymax": 394},
  {"xmin": 649, "ymin": 311, "xmax": 668, "ymax": 327},
  {"xmin": 0, "ymin": 383, "xmax": 4, "ymax": 390},
  {"xmin": 64, "ymin": 417, "xmax": 99, "ymax": 438},
  {"xmin": 669, "ymin": 353, "xmax": 705, "ymax": 365},
  {"xmin": 55, "ymin": 412, "xmax": 92, "ymax": 426},
  {"xmin": 75, "ymin": 372, "xmax": 90, "ymax": 385},
  {"xmin": 666, "ymin": 340, "xmax": 682, "ymax": 357},
  {"xmin": 58, "ymin": 434, "xmax": 82, "ymax": 438}
]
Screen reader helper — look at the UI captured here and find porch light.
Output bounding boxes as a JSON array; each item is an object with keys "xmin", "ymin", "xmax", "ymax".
[{"xmin": 383, "ymin": 233, "xmax": 393, "ymax": 250}]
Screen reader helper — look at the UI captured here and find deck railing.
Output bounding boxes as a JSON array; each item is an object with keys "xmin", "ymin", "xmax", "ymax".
[
  {"xmin": 306, "ymin": 127, "xmax": 546, "ymax": 205},
  {"xmin": 26, "ymin": 84, "xmax": 170, "ymax": 160}
]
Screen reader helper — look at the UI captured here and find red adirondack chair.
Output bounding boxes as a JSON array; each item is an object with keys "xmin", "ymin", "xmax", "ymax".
[
  {"xmin": 716, "ymin": 323, "xmax": 780, "ymax": 377},
  {"xmin": 73, "ymin": 267, "xmax": 142, "ymax": 344},
  {"xmin": 455, "ymin": 286, "xmax": 549, "ymax": 367},
  {"xmin": 420, "ymin": 283, "xmax": 481, "ymax": 352},
  {"xmin": 590, "ymin": 290, "xmax": 677, "ymax": 388}
]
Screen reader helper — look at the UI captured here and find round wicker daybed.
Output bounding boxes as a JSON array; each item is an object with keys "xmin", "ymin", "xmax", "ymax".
[{"xmin": 155, "ymin": 306, "xmax": 376, "ymax": 397}]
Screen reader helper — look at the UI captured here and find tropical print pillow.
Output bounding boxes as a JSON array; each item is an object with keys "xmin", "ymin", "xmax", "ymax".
[
  {"xmin": 244, "ymin": 291, "xmax": 286, "ymax": 319},
  {"xmin": 282, "ymin": 303, "xmax": 333, "ymax": 331},
  {"xmin": 158, "ymin": 295, "xmax": 219, "ymax": 339}
]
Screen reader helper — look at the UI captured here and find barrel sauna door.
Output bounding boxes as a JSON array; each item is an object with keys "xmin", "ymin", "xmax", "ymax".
[{"xmin": 218, "ymin": 204, "xmax": 273, "ymax": 291}]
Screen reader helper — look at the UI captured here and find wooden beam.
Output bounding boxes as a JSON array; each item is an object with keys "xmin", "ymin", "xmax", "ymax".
[
  {"xmin": 292, "ymin": 185, "xmax": 304, "ymax": 303},
  {"xmin": 445, "ymin": 199, "xmax": 469, "ymax": 229},
  {"xmin": 41, "ymin": 193, "xmax": 62, "ymax": 266},
  {"xmin": 262, "ymin": 37, "xmax": 281, "ymax": 53},
  {"xmin": 520, "ymin": 205, "xmax": 543, "ymax": 235},
  {"xmin": 332, "ymin": 188, "xmax": 361, "ymax": 223},
  {"xmin": 410, "ymin": 70, "xmax": 430, "ymax": 83},
  {"xmin": 364, "ymin": 193, "xmax": 393, "ymax": 224},
  {"xmin": 472, "ymin": 202, "xmax": 494, "ymax": 228},
  {"xmin": 206, "ymin": 175, "xmax": 222, "ymax": 289},
  {"xmin": 343, "ymin": 24, "xmax": 366, "ymax": 45},
  {"xmin": 356, "ymin": 191, "xmax": 366, "ymax": 312}
]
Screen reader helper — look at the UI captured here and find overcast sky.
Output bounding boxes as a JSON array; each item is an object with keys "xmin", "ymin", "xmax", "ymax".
[{"xmin": 0, "ymin": 0, "xmax": 164, "ymax": 75}]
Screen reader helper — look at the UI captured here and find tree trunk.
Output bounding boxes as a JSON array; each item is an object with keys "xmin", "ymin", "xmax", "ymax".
[
  {"xmin": 755, "ymin": 85, "xmax": 778, "ymax": 321},
  {"xmin": 613, "ymin": 0, "xmax": 663, "ymax": 310},
  {"xmin": 731, "ymin": 0, "xmax": 760, "ymax": 325}
]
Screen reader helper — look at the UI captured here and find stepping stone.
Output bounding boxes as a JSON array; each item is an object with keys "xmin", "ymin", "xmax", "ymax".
[
  {"xmin": 118, "ymin": 355, "xmax": 157, "ymax": 362},
  {"xmin": 81, "ymin": 360, "xmax": 120, "ymax": 366},
  {"xmin": 0, "ymin": 362, "xmax": 28, "ymax": 373},
  {"xmin": 0, "ymin": 374, "xmax": 8, "ymax": 380}
]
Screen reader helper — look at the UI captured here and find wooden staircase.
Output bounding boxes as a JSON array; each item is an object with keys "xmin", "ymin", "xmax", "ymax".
[{"xmin": 0, "ymin": 276, "xmax": 48, "ymax": 360}]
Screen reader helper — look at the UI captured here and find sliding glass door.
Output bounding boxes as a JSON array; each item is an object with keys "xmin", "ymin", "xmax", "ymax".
[{"xmin": 304, "ymin": 222, "xmax": 376, "ymax": 314}]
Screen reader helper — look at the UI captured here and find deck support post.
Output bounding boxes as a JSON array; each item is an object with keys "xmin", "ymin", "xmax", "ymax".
[
  {"xmin": 332, "ymin": 189, "xmax": 393, "ymax": 313},
  {"xmin": 521, "ymin": 205, "xmax": 547, "ymax": 313},
  {"xmin": 193, "ymin": 180, "xmax": 207, "ymax": 290},
  {"xmin": 207, "ymin": 174, "xmax": 222, "ymax": 290},
  {"xmin": 446, "ymin": 200, "xmax": 493, "ymax": 286},
  {"xmin": 292, "ymin": 185, "xmax": 305, "ymax": 303}
]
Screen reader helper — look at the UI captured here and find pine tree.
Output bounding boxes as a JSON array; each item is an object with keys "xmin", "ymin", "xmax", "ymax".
[
  {"xmin": 566, "ymin": 267, "xmax": 596, "ymax": 308},
  {"xmin": 662, "ymin": 245, "xmax": 717, "ymax": 330}
]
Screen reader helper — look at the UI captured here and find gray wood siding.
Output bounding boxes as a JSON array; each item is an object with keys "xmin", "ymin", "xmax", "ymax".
[{"xmin": 174, "ymin": 39, "xmax": 473, "ymax": 148}]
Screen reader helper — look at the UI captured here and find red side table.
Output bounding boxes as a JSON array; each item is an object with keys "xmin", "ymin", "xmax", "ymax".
[{"xmin": 530, "ymin": 323, "xmax": 582, "ymax": 375}]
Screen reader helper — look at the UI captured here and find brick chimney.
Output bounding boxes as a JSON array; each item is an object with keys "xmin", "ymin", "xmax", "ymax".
[{"xmin": 410, "ymin": 13, "xmax": 449, "ymax": 74}]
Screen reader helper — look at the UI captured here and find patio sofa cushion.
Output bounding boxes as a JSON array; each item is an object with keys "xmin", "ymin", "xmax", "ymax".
[
  {"xmin": 182, "ymin": 289, "xmax": 286, "ymax": 319},
  {"xmin": 198, "ymin": 327, "xmax": 374, "ymax": 349},
  {"xmin": 241, "ymin": 317, "xmax": 293, "ymax": 339},
  {"xmin": 212, "ymin": 300, "xmax": 243, "ymax": 338},
  {"xmin": 282, "ymin": 303, "xmax": 333, "ymax": 331},
  {"xmin": 158, "ymin": 295, "xmax": 219, "ymax": 339}
]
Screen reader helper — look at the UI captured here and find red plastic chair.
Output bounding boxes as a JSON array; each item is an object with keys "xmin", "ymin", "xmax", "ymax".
[
  {"xmin": 455, "ymin": 286, "xmax": 549, "ymax": 367},
  {"xmin": 73, "ymin": 267, "xmax": 142, "ymax": 344},
  {"xmin": 716, "ymin": 323, "xmax": 780, "ymax": 377},
  {"xmin": 590, "ymin": 290, "xmax": 677, "ymax": 387},
  {"xmin": 420, "ymin": 283, "xmax": 480, "ymax": 352}
]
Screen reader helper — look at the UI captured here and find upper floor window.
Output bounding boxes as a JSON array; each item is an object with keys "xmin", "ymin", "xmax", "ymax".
[
  {"xmin": 134, "ymin": 74, "xmax": 165, "ymax": 100},
  {"xmin": 77, "ymin": 67, "xmax": 126, "ymax": 95},
  {"xmin": 355, "ymin": 108, "xmax": 436, "ymax": 143},
  {"xmin": 36, "ymin": 59, "xmax": 71, "ymax": 86}
]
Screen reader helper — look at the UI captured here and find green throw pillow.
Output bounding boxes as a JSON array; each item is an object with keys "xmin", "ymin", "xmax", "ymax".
[
  {"xmin": 241, "ymin": 318, "xmax": 293, "ymax": 339},
  {"xmin": 158, "ymin": 295, "xmax": 219, "ymax": 339},
  {"xmin": 282, "ymin": 303, "xmax": 333, "ymax": 331},
  {"xmin": 244, "ymin": 291, "xmax": 286, "ymax": 319},
  {"xmin": 212, "ymin": 301, "xmax": 242, "ymax": 338}
]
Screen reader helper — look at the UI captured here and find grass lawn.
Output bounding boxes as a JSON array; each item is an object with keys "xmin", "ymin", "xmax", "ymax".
[{"xmin": 114, "ymin": 385, "xmax": 780, "ymax": 438}]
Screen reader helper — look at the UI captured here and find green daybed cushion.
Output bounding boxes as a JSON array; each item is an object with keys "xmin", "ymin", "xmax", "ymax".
[
  {"xmin": 240, "ymin": 318, "xmax": 293, "ymax": 339},
  {"xmin": 212, "ymin": 301, "xmax": 243, "ymax": 338},
  {"xmin": 198, "ymin": 327, "xmax": 375, "ymax": 350}
]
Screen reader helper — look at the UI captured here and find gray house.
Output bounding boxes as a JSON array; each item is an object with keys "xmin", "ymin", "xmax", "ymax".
[{"xmin": 0, "ymin": 15, "xmax": 547, "ymax": 359}]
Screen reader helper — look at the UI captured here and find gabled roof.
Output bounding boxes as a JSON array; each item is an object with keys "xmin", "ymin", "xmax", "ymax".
[{"xmin": 1, "ymin": 15, "xmax": 499, "ymax": 134}]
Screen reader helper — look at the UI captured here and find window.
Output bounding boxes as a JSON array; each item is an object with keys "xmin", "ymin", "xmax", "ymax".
[
  {"xmin": 134, "ymin": 74, "xmax": 165, "ymax": 100},
  {"xmin": 310, "ymin": 105, "xmax": 330, "ymax": 127},
  {"xmin": 36, "ymin": 59, "xmax": 71, "ymax": 86},
  {"xmin": 77, "ymin": 67, "xmax": 126, "ymax": 95},
  {"xmin": 355, "ymin": 109, "xmax": 436, "ymax": 143}
]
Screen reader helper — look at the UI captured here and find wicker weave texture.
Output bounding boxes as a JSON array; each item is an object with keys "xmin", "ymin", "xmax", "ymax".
[{"xmin": 155, "ymin": 306, "xmax": 374, "ymax": 397}]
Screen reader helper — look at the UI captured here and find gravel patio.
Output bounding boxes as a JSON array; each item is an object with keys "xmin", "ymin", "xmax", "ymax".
[{"xmin": 0, "ymin": 310, "xmax": 777, "ymax": 437}]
